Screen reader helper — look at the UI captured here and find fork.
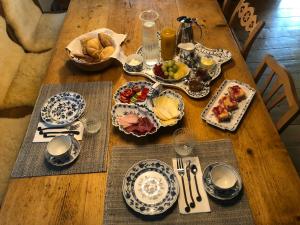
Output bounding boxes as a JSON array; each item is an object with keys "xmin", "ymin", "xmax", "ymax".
[{"xmin": 176, "ymin": 158, "xmax": 191, "ymax": 213}]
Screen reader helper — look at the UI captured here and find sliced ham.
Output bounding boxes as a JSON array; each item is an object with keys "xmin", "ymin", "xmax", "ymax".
[
  {"xmin": 117, "ymin": 113, "xmax": 139, "ymax": 128},
  {"xmin": 123, "ymin": 116, "xmax": 156, "ymax": 135}
]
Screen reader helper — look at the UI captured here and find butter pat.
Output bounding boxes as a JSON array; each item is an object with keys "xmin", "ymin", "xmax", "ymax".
[{"xmin": 128, "ymin": 58, "xmax": 141, "ymax": 66}]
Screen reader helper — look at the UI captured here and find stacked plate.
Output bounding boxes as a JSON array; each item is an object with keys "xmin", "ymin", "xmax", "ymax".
[{"xmin": 122, "ymin": 159, "xmax": 180, "ymax": 215}]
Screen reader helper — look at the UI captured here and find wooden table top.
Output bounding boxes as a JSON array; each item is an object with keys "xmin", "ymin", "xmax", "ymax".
[{"xmin": 1, "ymin": 0, "xmax": 299, "ymax": 224}]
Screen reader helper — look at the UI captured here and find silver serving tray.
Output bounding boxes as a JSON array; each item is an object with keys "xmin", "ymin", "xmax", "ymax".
[
  {"xmin": 123, "ymin": 43, "xmax": 232, "ymax": 99},
  {"xmin": 201, "ymin": 80, "xmax": 256, "ymax": 131}
]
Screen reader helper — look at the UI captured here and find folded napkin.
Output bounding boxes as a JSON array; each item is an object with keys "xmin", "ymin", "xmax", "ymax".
[
  {"xmin": 33, "ymin": 121, "xmax": 84, "ymax": 143},
  {"xmin": 172, "ymin": 157, "xmax": 211, "ymax": 214},
  {"xmin": 66, "ymin": 28, "xmax": 127, "ymax": 64}
]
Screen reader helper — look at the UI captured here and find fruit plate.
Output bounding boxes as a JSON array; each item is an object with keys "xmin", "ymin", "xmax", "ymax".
[
  {"xmin": 201, "ymin": 80, "xmax": 256, "ymax": 131},
  {"xmin": 111, "ymin": 103, "xmax": 160, "ymax": 137},
  {"xmin": 123, "ymin": 43, "xmax": 232, "ymax": 99},
  {"xmin": 41, "ymin": 91, "xmax": 86, "ymax": 126},
  {"xmin": 122, "ymin": 159, "xmax": 179, "ymax": 216}
]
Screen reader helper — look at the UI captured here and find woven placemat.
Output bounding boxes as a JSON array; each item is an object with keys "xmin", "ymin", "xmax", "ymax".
[
  {"xmin": 104, "ymin": 139, "xmax": 254, "ymax": 225},
  {"xmin": 11, "ymin": 82, "xmax": 112, "ymax": 177}
]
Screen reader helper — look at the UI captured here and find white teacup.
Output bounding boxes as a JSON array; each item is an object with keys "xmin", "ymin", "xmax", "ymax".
[
  {"xmin": 210, "ymin": 164, "xmax": 237, "ymax": 191},
  {"xmin": 46, "ymin": 135, "xmax": 73, "ymax": 160}
]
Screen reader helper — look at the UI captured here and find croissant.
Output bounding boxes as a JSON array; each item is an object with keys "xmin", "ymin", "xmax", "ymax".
[
  {"xmin": 85, "ymin": 37, "xmax": 103, "ymax": 59},
  {"xmin": 98, "ymin": 33, "xmax": 113, "ymax": 47},
  {"xmin": 100, "ymin": 46, "xmax": 115, "ymax": 60}
]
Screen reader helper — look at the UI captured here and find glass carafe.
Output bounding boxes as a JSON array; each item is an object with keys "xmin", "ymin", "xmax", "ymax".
[{"xmin": 139, "ymin": 10, "xmax": 160, "ymax": 67}]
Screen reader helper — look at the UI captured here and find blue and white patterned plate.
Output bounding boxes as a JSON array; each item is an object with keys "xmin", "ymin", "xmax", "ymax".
[
  {"xmin": 122, "ymin": 159, "xmax": 180, "ymax": 216},
  {"xmin": 202, "ymin": 162, "xmax": 242, "ymax": 200},
  {"xmin": 124, "ymin": 42, "xmax": 232, "ymax": 99},
  {"xmin": 111, "ymin": 103, "xmax": 160, "ymax": 137},
  {"xmin": 41, "ymin": 92, "xmax": 86, "ymax": 126}
]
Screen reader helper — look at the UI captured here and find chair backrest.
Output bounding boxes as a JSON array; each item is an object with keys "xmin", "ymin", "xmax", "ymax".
[
  {"xmin": 254, "ymin": 55, "xmax": 300, "ymax": 132},
  {"xmin": 0, "ymin": 0, "xmax": 42, "ymax": 51},
  {"xmin": 0, "ymin": 16, "xmax": 24, "ymax": 107},
  {"xmin": 228, "ymin": 0, "xmax": 265, "ymax": 59}
]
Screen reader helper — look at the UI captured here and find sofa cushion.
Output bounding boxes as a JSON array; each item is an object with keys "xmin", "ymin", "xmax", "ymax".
[
  {"xmin": 1, "ymin": 0, "xmax": 65, "ymax": 52},
  {"xmin": 0, "ymin": 115, "xmax": 30, "ymax": 204},
  {"xmin": 34, "ymin": 12, "xmax": 66, "ymax": 52},
  {"xmin": 1, "ymin": 0, "xmax": 41, "ymax": 51},
  {"xmin": 0, "ymin": 16, "xmax": 24, "ymax": 107},
  {"xmin": 1, "ymin": 50, "xmax": 52, "ymax": 109}
]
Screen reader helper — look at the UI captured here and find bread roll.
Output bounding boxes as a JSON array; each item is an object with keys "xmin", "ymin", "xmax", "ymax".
[
  {"xmin": 98, "ymin": 33, "xmax": 113, "ymax": 47},
  {"xmin": 100, "ymin": 46, "xmax": 115, "ymax": 60},
  {"xmin": 86, "ymin": 38, "xmax": 103, "ymax": 59}
]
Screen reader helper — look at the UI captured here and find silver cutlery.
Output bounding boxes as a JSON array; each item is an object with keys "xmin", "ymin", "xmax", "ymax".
[
  {"xmin": 38, "ymin": 123, "xmax": 80, "ymax": 132},
  {"xmin": 42, "ymin": 130, "xmax": 80, "ymax": 138},
  {"xmin": 186, "ymin": 160, "xmax": 196, "ymax": 208},
  {"xmin": 191, "ymin": 164, "xmax": 202, "ymax": 202},
  {"xmin": 176, "ymin": 158, "xmax": 190, "ymax": 213}
]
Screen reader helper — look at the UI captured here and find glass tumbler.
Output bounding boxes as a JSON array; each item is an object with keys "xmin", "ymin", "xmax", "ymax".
[
  {"xmin": 80, "ymin": 112, "xmax": 101, "ymax": 135},
  {"xmin": 139, "ymin": 10, "xmax": 160, "ymax": 67},
  {"xmin": 173, "ymin": 128, "xmax": 196, "ymax": 156}
]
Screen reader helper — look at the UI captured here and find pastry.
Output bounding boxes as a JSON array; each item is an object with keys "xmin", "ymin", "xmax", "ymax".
[
  {"xmin": 228, "ymin": 85, "xmax": 246, "ymax": 102},
  {"xmin": 98, "ymin": 33, "xmax": 114, "ymax": 47},
  {"xmin": 100, "ymin": 46, "xmax": 115, "ymax": 60},
  {"xmin": 212, "ymin": 105, "xmax": 231, "ymax": 122},
  {"xmin": 219, "ymin": 95, "xmax": 238, "ymax": 111}
]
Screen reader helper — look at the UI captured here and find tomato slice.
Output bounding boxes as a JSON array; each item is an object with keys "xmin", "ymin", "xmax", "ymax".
[{"xmin": 122, "ymin": 88, "xmax": 133, "ymax": 98}]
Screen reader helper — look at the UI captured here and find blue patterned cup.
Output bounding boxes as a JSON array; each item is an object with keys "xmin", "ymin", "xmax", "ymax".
[{"xmin": 124, "ymin": 54, "xmax": 143, "ymax": 72}]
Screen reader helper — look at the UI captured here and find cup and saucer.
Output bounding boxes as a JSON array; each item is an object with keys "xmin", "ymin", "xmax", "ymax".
[
  {"xmin": 45, "ymin": 135, "xmax": 80, "ymax": 167},
  {"xmin": 202, "ymin": 162, "xmax": 242, "ymax": 200}
]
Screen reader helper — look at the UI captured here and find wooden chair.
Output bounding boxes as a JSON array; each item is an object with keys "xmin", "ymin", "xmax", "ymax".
[
  {"xmin": 254, "ymin": 55, "xmax": 300, "ymax": 132},
  {"xmin": 228, "ymin": 0, "xmax": 265, "ymax": 59}
]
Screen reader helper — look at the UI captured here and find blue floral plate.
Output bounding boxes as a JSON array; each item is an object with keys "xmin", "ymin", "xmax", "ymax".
[{"xmin": 122, "ymin": 159, "xmax": 180, "ymax": 216}]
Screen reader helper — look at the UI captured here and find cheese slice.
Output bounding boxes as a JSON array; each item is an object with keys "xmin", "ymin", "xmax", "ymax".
[{"xmin": 160, "ymin": 118, "xmax": 178, "ymax": 126}]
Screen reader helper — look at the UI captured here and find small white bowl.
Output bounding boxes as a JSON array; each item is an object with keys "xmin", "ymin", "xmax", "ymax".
[
  {"xmin": 210, "ymin": 164, "xmax": 237, "ymax": 191},
  {"xmin": 124, "ymin": 54, "xmax": 143, "ymax": 72},
  {"xmin": 46, "ymin": 135, "xmax": 72, "ymax": 160}
]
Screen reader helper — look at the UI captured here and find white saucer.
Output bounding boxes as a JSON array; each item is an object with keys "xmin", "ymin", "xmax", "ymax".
[
  {"xmin": 45, "ymin": 138, "xmax": 80, "ymax": 167},
  {"xmin": 202, "ymin": 162, "xmax": 242, "ymax": 200}
]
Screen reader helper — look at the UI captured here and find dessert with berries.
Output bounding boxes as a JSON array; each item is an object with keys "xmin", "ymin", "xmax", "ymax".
[
  {"xmin": 212, "ymin": 105, "xmax": 231, "ymax": 122},
  {"xmin": 228, "ymin": 85, "xmax": 246, "ymax": 102},
  {"xmin": 219, "ymin": 95, "xmax": 238, "ymax": 111}
]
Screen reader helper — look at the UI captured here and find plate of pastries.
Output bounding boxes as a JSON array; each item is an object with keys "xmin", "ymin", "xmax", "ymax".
[{"xmin": 201, "ymin": 80, "xmax": 256, "ymax": 131}]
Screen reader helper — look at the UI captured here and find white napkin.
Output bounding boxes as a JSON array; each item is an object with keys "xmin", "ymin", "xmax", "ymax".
[
  {"xmin": 65, "ymin": 28, "xmax": 127, "ymax": 64},
  {"xmin": 172, "ymin": 157, "xmax": 211, "ymax": 214},
  {"xmin": 33, "ymin": 121, "xmax": 84, "ymax": 143}
]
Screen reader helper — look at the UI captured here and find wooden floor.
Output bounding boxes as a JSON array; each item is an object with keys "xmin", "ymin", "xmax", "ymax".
[{"xmin": 240, "ymin": 0, "xmax": 300, "ymax": 173}]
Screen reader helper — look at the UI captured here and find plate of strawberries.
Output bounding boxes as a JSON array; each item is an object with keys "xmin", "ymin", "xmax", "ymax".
[{"xmin": 201, "ymin": 80, "xmax": 256, "ymax": 131}]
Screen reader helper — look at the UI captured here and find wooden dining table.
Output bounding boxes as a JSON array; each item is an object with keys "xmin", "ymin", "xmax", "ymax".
[{"xmin": 0, "ymin": 0, "xmax": 299, "ymax": 224}]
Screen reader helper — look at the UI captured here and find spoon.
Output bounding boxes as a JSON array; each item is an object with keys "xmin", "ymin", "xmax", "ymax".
[{"xmin": 191, "ymin": 164, "xmax": 202, "ymax": 202}]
